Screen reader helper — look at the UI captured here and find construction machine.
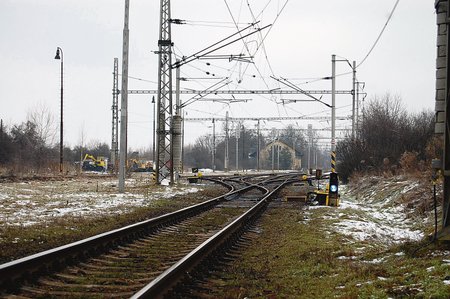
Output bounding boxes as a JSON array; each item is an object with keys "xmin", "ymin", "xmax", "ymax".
[
  {"xmin": 82, "ymin": 154, "xmax": 107, "ymax": 172},
  {"xmin": 128, "ymin": 159, "xmax": 153, "ymax": 172}
]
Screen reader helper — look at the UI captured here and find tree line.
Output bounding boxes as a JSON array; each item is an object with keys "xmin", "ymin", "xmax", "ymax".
[
  {"xmin": 0, "ymin": 119, "xmax": 111, "ymax": 174},
  {"xmin": 336, "ymin": 94, "xmax": 437, "ymax": 182},
  {"xmin": 4, "ymin": 94, "xmax": 431, "ymax": 178}
]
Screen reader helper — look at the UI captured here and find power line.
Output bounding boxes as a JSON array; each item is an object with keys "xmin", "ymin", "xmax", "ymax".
[{"xmin": 358, "ymin": 0, "xmax": 400, "ymax": 68}]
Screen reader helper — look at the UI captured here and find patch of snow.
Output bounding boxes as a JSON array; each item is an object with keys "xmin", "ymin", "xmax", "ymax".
[
  {"xmin": 337, "ymin": 217, "xmax": 422, "ymax": 245},
  {"xmin": 308, "ymin": 205, "xmax": 333, "ymax": 210},
  {"xmin": 366, "ymin": 257, "xmax": 386, "ymax": 264},
  {"xmin": 335, "ymin": 183, "xmax": 426, "ymax": 246},
  {"xmin": 430, "ymin": 251, "xmax": 450, "ymax": 257},
  {"xmin": 0, "ymin": 177, "xmax": 203, "ymax": 227},
  {"xmin": 337, "ymin": 256, "xmax": 356, "ymax": 260}
]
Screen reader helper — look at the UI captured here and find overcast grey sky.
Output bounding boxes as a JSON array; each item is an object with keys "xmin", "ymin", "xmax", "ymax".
[{"xmin": 0, "ymin": 0, "xmax": 436, "ymax": 150}]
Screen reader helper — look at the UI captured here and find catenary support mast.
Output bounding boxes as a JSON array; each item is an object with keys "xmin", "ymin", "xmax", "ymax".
[
  {"xmin": 156, "ymin": 0, "xmax": 174, "ymax": 184},
  {"xmin": 331, "ymin": 54, "xmax": 336, "ymax": 173},
  {"xmin": 111, "ymin": 58, "xmax": 119, "ymax": 173},
  {"xmin": 118, "ymin": 0, "xmax": 130, "ymax": 192}
]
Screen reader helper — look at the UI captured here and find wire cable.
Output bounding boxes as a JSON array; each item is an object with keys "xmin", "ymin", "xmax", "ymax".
[{"xmin": 357, "ymin": 0, "xmax": 400, "ymax": 68}]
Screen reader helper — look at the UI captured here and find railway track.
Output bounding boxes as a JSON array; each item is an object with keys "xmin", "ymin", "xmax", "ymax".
[{"xmin": 0, "ymin": 173, "xmax": 299, "ymax": 298}]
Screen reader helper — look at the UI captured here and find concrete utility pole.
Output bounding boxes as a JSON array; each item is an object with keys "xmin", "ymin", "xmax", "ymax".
[
  {"xmin": 181, "ymin": 111, "xmax": 185, "ymax": 173},
  {"xmin": 331, "ymin": 54, "xmax": 336, "ymax": 173},
  {"xmin": 152, "ymin": 96, "xmax": 156, "ymax": 164},
  {"xmin": 225, "ymin": 111, "xmax": 229, "ymax": 172},
  {"xmin": 355, "ymin": 81, "xmax": 367, "ymax": 138},
  {"xmin": 212, "ymin": 118, "xmax": 216, "ymax": 172},
  {"xmin": 118, "ymin": 0, "xmax": 130, "ymax": 192},
  {"xmin": 155, "ymin": 0, "xmax": 174, "ymax": 184},
  {"xmin": 292, "ymin": 138, "xmax": 296, "ymax": 171},
  {"xmin": 308, "ymin": 124, "xmax": 313, "ymax": 170},
  {"xmin": 235, "ymin": 125, "xmax": 239, "ymax": 171},
  {"xmin": 352, "ymin": 61, "xmax": 357, "ymax": 139},
  {"xmin": 271, "ymin": 142, "xmax": 275, "ymax": 172},
  {"xmin": 111, "ymin": 58, "xmax": 119, "ymax": 173},
  {"xmin": 277, "ymin": 145, "xmax": 280, "ymax": 171},
  {"xmin": 242, "ymin": 125, "xmax": 245, "ymax": 172},
  {"xmin": 356, "ymin": 82, "xmax": 360, "ymax": 136},
  {"xmin": 257, "ymin": 120, "xmax": 260, "ymax": 171},
  {"xmin": 172, "ymin": 62, "xmax": 182, "ymax": 178}
]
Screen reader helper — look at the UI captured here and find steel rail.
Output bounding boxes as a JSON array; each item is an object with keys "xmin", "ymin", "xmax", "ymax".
[
  {"xmin": 0, "ymin": 180, "xmax": 237, "ymax": 290},
  {"xmin": 131, "ymin": 177, "xmax": 295, "ymax": 298}
]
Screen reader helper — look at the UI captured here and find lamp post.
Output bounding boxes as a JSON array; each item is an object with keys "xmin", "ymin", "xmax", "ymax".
[{"xmin": 54, "ymin": 47, "xmax": 64, "ymax": 173}]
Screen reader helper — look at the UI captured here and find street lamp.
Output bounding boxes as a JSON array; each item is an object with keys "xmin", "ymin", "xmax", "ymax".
[{"xmin": 54, "ymin": 47, "xmax": 64, "ymax": 173}]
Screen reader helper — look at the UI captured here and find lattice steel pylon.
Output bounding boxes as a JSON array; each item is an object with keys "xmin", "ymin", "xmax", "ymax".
[
  {"xmin": 111, "ymin": 58, "xmax": 119, "ymax": 173},
  {"xmin": 155, "ymin": 0, "xmax": 174, "ymax": 184}
]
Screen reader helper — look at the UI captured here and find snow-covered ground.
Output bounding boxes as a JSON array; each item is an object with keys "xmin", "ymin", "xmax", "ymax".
[
  {"xmin": 305, "ymin": 177, "xmax": 429, "ymax": 246},
  {"xmin": 0, "ymin": 175, "xmax": 203, "ymax": 226},
  {"xmin": 337, "ymin": 197, "xmax": 423, "ymax": 245}
]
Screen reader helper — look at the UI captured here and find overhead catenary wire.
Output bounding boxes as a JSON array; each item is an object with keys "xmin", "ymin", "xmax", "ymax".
[
  {"xmin": 171, "ymin": 1, "xmax": 353, "ymax": 133},
  {"xmin": 357, "ymin": 0, "xmax": 400, "ymax": 68},
  {"xmin": 118, "ymin": 74, "xmax": 158, "ymax": 85},
  {"xmin": 223, "ymin": 0, "xmax": 290, "ymax": 116},
  {"xmin": 172, "ymin": 22, "xmax": 270, "ymax": 69}
]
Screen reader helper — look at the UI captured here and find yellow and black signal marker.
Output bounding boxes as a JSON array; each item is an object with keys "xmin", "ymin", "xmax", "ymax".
[{"xmin": 331, "ymin": 151, "xmax": 336, "ymax": 173}]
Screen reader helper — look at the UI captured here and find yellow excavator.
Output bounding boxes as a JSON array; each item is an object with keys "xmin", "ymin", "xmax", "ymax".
[
  {"xmin": 128, "ymin": 159, "xmax": 153, "ymax": 172},
  {"xmin": 82, "ymin": 154, "xmax": 107, "ymax": 172}
]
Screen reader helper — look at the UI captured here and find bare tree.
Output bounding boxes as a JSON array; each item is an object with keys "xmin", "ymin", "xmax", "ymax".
[
  {"xmin": 78, "ymin": 123, "xmax": 87, "ymax": 172},
  {"xmin": 337, "ymin": 94, "xmax": 434, "ymax": 181},
  {"xmin": 26, "ymin": 102, "xmax": 57, "ymax": 147}
]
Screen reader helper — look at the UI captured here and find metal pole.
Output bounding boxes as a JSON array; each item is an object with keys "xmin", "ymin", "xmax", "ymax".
[
  {"xmin": 235, "ymin": 125, "xmax": 239, "ymax": 171},
  {"xmin": 242, "ymin": 125, "xmax": 245, "ymax": 172},
  {"xmin": 225, "ymin": 111, "xmax": 229, "ymax": 172},
  {"xmin": 308, "ymin": 124, "xmax": 312, "ymax": 171},
  {"xmin": 156, "ymin": 0, "xmax": 174, "ymax": 184},
  {"xmin": 112, "ymin": 58, "xmax": 119, "ymax": 174},
  {"xmin": 59, "ymin": 49, "xmax": 64, "ymax": 174},
  {"xmin": 331, "ymin": 54, "xmax": 336, "ymax": 173},
  {"xmin": 176, "ymin": 64, "xmax": 181, "ymax": 116},
  {"xmin": 277, "ymin": 145, "xmax": 280, "ymax": 171},
  {"xmin": 181, "ymin": 111, "xmax": 185, "ymax": 173},
  {"xmin": 271, "ymin": 142, "xmax": 274, "ymax": 172},
  {"xmin": 212, "ymin": 118, "xmax": 216, "ymax": 172},
  {"xmin": 257, "ymin": 120, "xmax": 260, "ymax": 172},
  {"xmin": 292, "ymin": 138, "xmax": 296, "ymax": 170},
  {"xmin": 356, "ymin": 82, "xmax": 359, "ymax": 136},
  {"xmin": 152, "ymin": 96, "xmax": 156, "ymax": 164},
  {"xmin": 172, "ymin": 63, "xmax": 182, "ymax": 178},
  {"xmin": 118, "ymin": 0, "xmax": 130, "ymax": 192},
  {"xmin": 352, "ymin": 61, "xmax": 356, "ymax": 139}
]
